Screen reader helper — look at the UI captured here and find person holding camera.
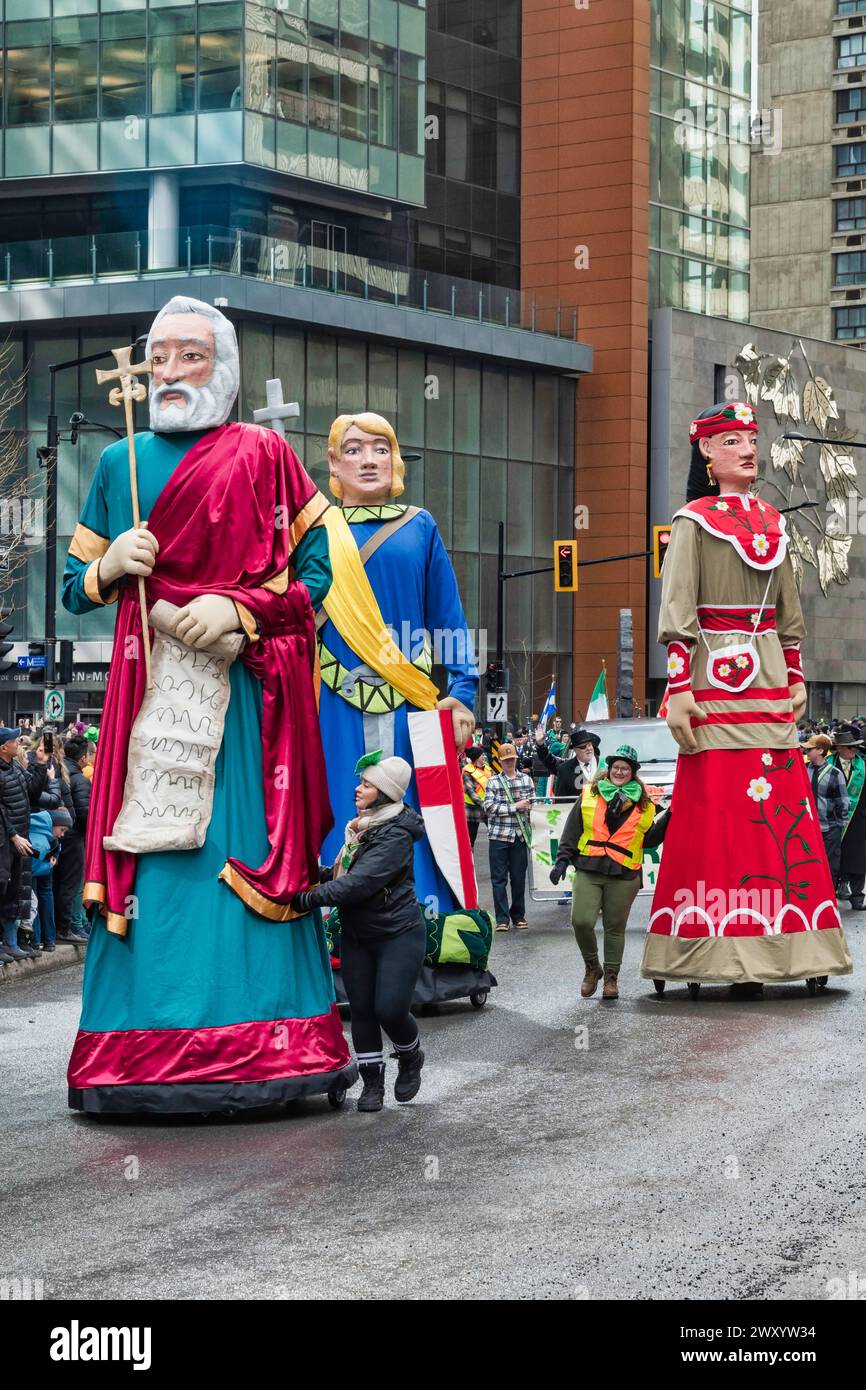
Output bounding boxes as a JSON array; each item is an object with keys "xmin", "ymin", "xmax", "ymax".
[{"xmin": 292, "ymin": 752, "xmax": 427, "ymax": 1114}]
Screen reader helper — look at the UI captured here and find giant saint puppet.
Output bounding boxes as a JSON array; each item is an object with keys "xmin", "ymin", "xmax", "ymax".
[
  {"xmin": 641, "ymin": 402, "xmax": 853, "ymax": 994},
  {"xmin": 315, "ymin": 413, "xmax": 494, "ymax": 1003},
  {"xmin": 62, "ymin": 296, "xmax": 354, "ymax": 1114}
]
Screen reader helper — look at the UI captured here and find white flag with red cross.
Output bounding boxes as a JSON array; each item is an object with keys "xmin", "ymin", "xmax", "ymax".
[{"xmin": 408, "ymin": 708, "xmax": 479, "ymax": 911}]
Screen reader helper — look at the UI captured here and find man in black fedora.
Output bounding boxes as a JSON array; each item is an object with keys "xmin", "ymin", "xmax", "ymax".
[
  {"xmin": 829, "ymin": 727, "xmax": 866, "ymax": 910},
  {"xmin": 534, "ymin": 725, "xmax": 600, "ymax": 799}
]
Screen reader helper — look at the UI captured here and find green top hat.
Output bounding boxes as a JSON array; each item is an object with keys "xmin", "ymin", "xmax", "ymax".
[{"xmin": 605, "ymin": 743, "xmax": 640, "ymax": 772}]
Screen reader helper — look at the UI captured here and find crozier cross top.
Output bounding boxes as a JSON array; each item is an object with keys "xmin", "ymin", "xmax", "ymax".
[
  {"xmin": 253, "ymin": 377, "xmax": 300, "ymax": 438},
  {"xmin": 95, "ymin": 345, "xmax": 153, "ymax": 406}
]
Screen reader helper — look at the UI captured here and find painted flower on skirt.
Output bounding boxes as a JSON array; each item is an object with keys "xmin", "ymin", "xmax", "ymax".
[
  {"xmin": 752, "ymin": 534, "xmax": 770, "ymax": 557},
  {"xmin": 747, "ymin": 776, "xmax": 772, "ymax": 801},
  {"xmin": 718, "ymin": 662, "xmax": 732, "ymax": 676},
  {"xmin": 735, "ymin": 655, "xmax": 750, "ymax": 668},
  {"xmin": 761, "ymin": 752, "xmax": 773, "ymax": 766},
  {"xmin": 714, "ymin": 500, "xmax": 730, "ymax": 511},
  {"xmin": 667, "ymin": 652, "xmax": 685, "ymax": 678},
  {"xmin": 733, "ymin": 403, "xmax": 755, "ymax": 425}
]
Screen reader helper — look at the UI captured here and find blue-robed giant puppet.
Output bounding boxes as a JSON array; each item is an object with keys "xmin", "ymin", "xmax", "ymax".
[{"xmin": 316, "ymin": 413, "xmax": 495, "ymax": 1001}]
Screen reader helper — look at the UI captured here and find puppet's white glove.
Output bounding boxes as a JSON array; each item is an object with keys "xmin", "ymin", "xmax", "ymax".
[
  {"xmin": 99, "ymin": 527, "xmax": 159, "ymax": 584},
  {"xmin": 665, "ymin": 690, "xmax": 708, "ymax": 754},
  {"xmin": 437, "ymin": 696, "xmax": 476, "ymax": 749},
  {"xmin": 174, "ymin": 594, "xmax": 241, "ymax": 650}
]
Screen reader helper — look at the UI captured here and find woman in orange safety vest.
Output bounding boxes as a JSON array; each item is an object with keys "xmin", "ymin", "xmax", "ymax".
[{"xmin": 550, "ymin": 744, "xmax": 670, "ymax": 1001}]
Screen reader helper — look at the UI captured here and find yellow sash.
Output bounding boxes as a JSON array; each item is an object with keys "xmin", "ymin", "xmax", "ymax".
[{"xmin": 320, "ymin": 506, "xmax": 439, "ymax": 710}]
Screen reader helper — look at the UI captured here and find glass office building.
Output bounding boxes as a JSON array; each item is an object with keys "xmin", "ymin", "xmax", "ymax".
[
  {"xmin": 0, "ymin": 0, "xmax": 589, "ymax": 721},
  {"xmin": 649, "ymin": 0, "xmax": 752, "ymax": 321},
  {"xmin": 0, "ymin": 0, "xmax": 427, "ymax": 204}
]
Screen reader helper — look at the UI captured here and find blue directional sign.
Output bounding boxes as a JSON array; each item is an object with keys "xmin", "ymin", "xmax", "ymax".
[{"xmin": 17, "ymin": 655, "xmax": 47, "ymax": 669}]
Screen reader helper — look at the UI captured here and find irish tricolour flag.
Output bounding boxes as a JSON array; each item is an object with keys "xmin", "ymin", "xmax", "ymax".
[{"xmin": 586, "ymin": 666, "xmax": 609, "ymax": 721}]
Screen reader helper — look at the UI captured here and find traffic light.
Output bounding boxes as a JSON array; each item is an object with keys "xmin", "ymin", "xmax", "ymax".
[
  {"xmin": 485, "ymin": 661, "xmax": 508, "ymax": 693},
  {"xmin": 0, "ymin": 611, "xmax": 13, "ymax": 677},
  {"xmin": 28, "ymin": 641, "xmax": 46, "ymax": 684},
  {"xmin": 554, "ymin": 539, "xmax": 578, "ymax": 592},
  {"xmin": 58, "ymin": 639, "xmax": 73, "ymax": 685},
  {"xmin": 653, "ymin": 524, "xmax": 672, "ymax": 579}
]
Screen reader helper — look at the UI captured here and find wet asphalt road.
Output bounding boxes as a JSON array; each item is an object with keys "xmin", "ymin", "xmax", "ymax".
[{"xmin": 2, "ymin": 842, "xmax": 865, "ymax": 1302}]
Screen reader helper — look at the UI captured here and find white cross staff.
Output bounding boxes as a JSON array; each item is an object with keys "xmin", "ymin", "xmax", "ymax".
[{"xmin": 253, "ymin": 378, "xmax": 300, "ymax": 438}]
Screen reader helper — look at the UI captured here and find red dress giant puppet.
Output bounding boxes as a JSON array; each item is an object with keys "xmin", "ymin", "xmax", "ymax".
[{"xmin": 641, "ymin": 403, "xmax": 853, "ymax": 993}]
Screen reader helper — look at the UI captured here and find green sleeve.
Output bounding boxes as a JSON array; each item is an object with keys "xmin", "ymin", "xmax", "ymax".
[
  {"xmin": 62, "ymin": 453, "xmax": 112, "ymax": 616},
  {"xmin": 292, "ymin": 524, "xmax": 332, "ymax": 610}
]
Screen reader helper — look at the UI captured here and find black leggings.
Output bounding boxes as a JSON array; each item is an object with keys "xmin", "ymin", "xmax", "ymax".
[{"xmin": 341, "ymin": 915, "xmax": 427, "ymax": 1055}]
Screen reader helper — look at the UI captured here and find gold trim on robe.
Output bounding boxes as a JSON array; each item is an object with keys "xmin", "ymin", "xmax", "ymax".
[
  {"xmin": 83, "ymin": 559, "xmax": 119, "ymax": 607},
  {"xmin": 69, "ymin": 523, "xmax": 109, "ymax": 564},
  {"xmin": 218, "ymin": 862, "xmax": 306, "ymax": 921},
  {"xmin": 286, "ymin": 492, "xmax": 330, "ymax": 551},
  {"xmin": 233, "ymin": 600, "xmax": 259, "ymax": 644},
  {"xmin": 83, "ymin": 881, "xmax": 129, "ymax": 937}
]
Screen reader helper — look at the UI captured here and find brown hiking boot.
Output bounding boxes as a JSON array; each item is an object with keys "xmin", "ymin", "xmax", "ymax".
[
  {"xmin": 580, "ymin": 959, "xmax": 603, "ymax": 998},
  {"xmin": 602, "ymin": 968, "xmax": 619, "ymax": 1001}
]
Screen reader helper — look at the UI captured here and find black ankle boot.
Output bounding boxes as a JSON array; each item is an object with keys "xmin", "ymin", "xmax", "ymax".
[
  {"xmin": 391, "ymin": 1047, "xmax": 425, "ymax": 1103},
  {"xmin": 357, "ymin": 1063, "xmax": 386, "ymax": 1112}
]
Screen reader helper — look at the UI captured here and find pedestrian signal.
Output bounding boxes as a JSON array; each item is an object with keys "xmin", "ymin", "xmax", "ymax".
[
  {"xmin": 554, "ymin": 539, "xmax": 578, "ymax": 592},
  {"xmin": 653, "ymin": 524, "xmax": 672, "ymax": 579},
  {"xmin": 28, "ymin": 641, "xmax": 46, "ymax": 684}
]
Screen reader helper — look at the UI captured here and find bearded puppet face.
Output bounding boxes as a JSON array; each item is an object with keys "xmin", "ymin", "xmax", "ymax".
[{"xmin": 146, "ymin": 297, "xmax": 239, "ymax": 433}]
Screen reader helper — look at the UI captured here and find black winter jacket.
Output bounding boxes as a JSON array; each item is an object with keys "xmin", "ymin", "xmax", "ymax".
[
  {"xmin": 64, "ymin": 757, "xmax": 91, "ymax": 834},
  {"xmin": 302, "ymin": 807, "xmax": 426, "ymax": 939},
  {"xmin": 26, "ymin": 752, "xmax": 64, "ymax": 813},
  {"xmin": 0, "ymin": 757, "xmax": 50, "ymax": 838}
]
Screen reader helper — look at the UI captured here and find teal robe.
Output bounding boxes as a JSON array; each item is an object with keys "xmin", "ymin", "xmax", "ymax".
[{"xmin": 63, "ymin": 432, "xmax": 339, "ymax": 1055}]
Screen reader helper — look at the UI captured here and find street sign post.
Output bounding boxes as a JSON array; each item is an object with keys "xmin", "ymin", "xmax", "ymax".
[
  {"xmin": 486, "ymin": 691, "xmax": 508, "ymax": 723},
  {"xmin": 43, "ymin": 687, "xmax": 65, "ymax": 722}
]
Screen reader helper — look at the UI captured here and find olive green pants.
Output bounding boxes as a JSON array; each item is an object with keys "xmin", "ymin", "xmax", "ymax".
[{"xmin": 570, "ymin": 869, "xmax": 641, "ymax": 971}]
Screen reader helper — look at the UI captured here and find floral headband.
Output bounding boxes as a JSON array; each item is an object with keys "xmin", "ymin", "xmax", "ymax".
[{"xmin": 689, "ymin": 403, "xmax": 757, "ymax": 442}]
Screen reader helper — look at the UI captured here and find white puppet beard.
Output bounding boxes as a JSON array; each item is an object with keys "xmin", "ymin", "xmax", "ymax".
[{"xmin": 149, "ymin": 358, "xmax": 237, "ymax": 432}]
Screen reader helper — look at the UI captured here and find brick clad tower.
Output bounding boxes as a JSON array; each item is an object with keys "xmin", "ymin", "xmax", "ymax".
[{"xmin": 522, "ymin": 0, "xmax": 651, "ymax": 716}]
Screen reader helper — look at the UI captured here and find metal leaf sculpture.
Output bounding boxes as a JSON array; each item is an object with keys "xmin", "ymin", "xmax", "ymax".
[
  {"xmin": 760, "ymin": 356, "xmax": 801, "ymax": 423},
  {"xmin": 733, "ymin": 337, "xmax": 856, "ymax": 592},
  {"xmin": 818, "ymin": 443, "xmax": 859, "ymax": 504},
  {"xmin": 734, "ymin": 343, "xmax": 764, "ymax": 405},
  {"xmin": 817, "ymin": 534, "xmax": 852, "ymax": 596},
  {"xmin": 770, "ymin": 436, "xmax": 804, "ymax": 483},
  {"xmin": 803, "ymin": 377, "xmax": 839, "ymax": 434}
]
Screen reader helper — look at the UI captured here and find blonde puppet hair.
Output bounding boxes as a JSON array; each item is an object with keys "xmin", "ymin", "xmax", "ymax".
[{"xmin": 327, "ymin": 413, "xmax": 405, "ymax": 500}]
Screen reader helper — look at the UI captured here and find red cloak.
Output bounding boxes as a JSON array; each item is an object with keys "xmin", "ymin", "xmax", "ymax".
[{"xmin": 84, "ymin": 422, "xmax": 333, "ymax": 932}]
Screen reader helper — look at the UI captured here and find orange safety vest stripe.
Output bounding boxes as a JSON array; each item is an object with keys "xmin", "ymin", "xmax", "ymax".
[{"xmin": 576, "ymin": 787, "xmax": 655, "ymax": 871}]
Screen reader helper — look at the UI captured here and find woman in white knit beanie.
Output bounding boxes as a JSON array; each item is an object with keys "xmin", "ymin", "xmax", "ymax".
[{"xmin": 292, "ymin": 751, "xmax": 428, "ymax": 1112}]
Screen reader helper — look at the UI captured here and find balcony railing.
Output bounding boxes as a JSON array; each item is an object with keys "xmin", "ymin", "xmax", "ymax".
[{"xmin": 0, "ymin": 225, "xmax": 579, "ymax": 341}]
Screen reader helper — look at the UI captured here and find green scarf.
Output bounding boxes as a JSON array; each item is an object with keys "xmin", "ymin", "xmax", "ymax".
[{"xmin": 597, "ymin": 777, "xmax": 642, "ymax": 805}]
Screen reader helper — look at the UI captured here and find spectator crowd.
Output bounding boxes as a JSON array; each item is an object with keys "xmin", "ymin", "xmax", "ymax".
[{"xmin": 0, "ymin": 720, "xmax": 97, "ymax": 968}]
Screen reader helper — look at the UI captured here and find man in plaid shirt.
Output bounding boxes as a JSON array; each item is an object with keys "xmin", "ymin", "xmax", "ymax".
[{"xmin": 483, "ymin": 742, "xmax": 535, "ymax": 931}]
